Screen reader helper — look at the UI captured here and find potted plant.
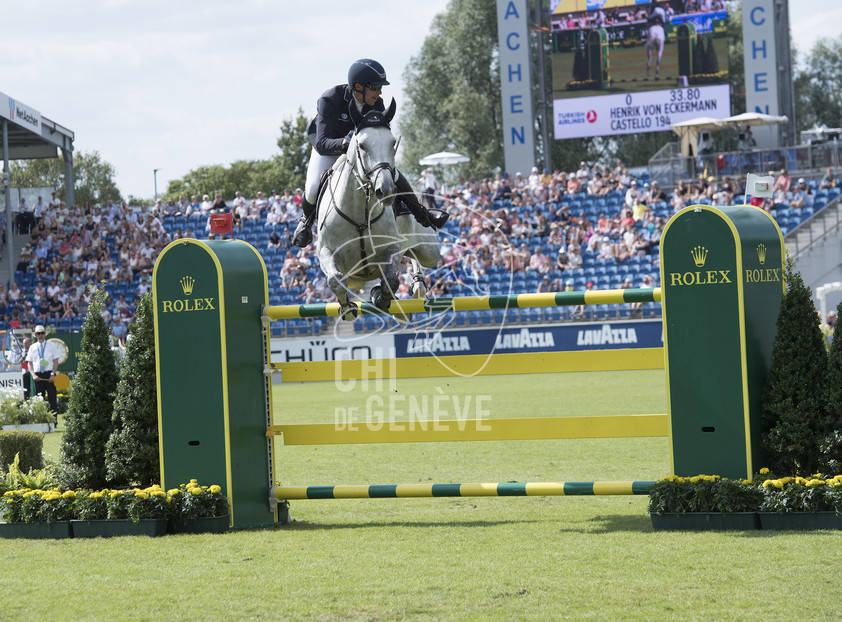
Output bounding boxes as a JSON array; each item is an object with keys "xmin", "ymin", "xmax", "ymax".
[
  {"xmin": 168, "ymin": 480, "xmax": 230, "ymax": 534},
  {"xmin": 757, "ymin": 475, "xmax": 842, "ymax": 530},
  {"xmin": 0, "ymin": 392, "xmax": 56, "ymax": 433},
  {"xmin": 0, "ymin": 488, "xmax": 73, "ymax": 538},
  {"xmin": 649, "ymin": 475, "xmax": 762, "ymax": 531},
  {"xmin": 71, "ymin": 486, "xmax": 170, "ymax": 538}
]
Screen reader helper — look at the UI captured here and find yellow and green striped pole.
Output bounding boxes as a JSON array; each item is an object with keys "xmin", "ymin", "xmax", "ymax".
[
  {"xmin": 272, "ymin": 481, "xmax": 654, "ymax": 500},
  {"xmin": 264, "ymin": 287, "xmax": 661, "ymax": 320}
]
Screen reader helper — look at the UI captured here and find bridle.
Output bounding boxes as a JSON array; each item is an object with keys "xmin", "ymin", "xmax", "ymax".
[
  {"xmin": 323, "ymin": 128, "xmax": 397, "ymax": 270},
  {"xmin": 350, "ymin": 134, "xmax": 396, "ymax": 204}
]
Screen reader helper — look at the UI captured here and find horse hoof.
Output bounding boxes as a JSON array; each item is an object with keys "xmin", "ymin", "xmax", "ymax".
[
  {"xmin": 340, "ymin": 304, "xmax": 358, "ymax": 321},
  {"xmin": 370, "ymin": 286, "xmax": 391, "ymax": 312}
]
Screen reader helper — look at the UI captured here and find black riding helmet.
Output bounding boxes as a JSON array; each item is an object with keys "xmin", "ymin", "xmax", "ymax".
[{"xmin": 348, "ymin": 59, "xmax": 390, "ymax": 90}]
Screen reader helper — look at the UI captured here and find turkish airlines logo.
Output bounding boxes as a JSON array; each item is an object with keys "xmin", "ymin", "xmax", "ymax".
[{"xmin": 586, "ymin": 110, "xmax": 597, "ymax": 123}]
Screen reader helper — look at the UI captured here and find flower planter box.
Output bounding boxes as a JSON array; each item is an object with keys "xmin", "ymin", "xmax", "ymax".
[
  {"xmin": 758, "ymin": 512, "xmax": 842, "ymax": 531},
  {"xmin": 168, "ymin": 514, "xmax": 230, "ymax": 535},
  {"xmin": 0, "ymin": 521, "xmax": 72, "ymax": 539},
  {"xmin": 650, "ymin": 512, "xmax": 760, "ymax": 531},
  {"xmin": 70, "ymin": 518, "xmax": 168, "ymax": 538},
  {"xmin": 1, "ymin": 423, "xmax": 55, "ymax": 433}
]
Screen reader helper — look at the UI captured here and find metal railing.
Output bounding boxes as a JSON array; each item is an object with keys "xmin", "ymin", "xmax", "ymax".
[
  {"xmin": 787, "ymin": 194, "xmax": 842, "ymax": 260},
  {"xmin": 649, "ymin": 141, "xmax": 841, "ymax": 188}
]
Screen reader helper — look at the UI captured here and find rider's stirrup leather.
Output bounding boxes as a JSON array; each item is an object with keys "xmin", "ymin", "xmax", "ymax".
[{"xmin": 292, "ymin": 216, "xmax": 313, "ymax": 247}]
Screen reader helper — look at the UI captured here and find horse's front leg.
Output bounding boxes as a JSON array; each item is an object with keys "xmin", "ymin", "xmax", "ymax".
[
  {"xmin": 371, "ymin": 244, "xmax": 401, "ymax": 312},
  {"xmin": 319, "ymin": 246, "xmax": 357, "ymax": 320}
]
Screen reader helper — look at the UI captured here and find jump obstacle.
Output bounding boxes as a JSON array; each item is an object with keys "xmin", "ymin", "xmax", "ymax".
[{"xmin": 153, "ymin": 205, "xmax": 785, "ymax": 529}]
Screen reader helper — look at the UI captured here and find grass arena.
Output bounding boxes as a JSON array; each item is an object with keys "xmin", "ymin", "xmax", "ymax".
[{"xmin": 5, "ymin": 207, "xmax": 839, "ymax": 621}]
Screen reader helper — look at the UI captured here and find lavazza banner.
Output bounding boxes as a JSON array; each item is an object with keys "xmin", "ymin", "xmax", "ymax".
[
  {"xmin": 271, "ymin": 320, "xmax": 662, "ymax": 362},
  {"xmin": 553, "ymin": 84, "xmax": 730, "ymax": 139}
]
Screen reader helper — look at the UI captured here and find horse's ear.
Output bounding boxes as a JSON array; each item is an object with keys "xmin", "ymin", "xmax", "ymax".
[
  {"xmin": 347, "ymin": 101, "xmax": 363, "ymax": 128},
  {"xmin": 384, "ymin": 98, "xmax": 397, "ymax": 125}
]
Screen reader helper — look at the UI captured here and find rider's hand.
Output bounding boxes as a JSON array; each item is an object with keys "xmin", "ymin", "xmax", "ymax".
[{"xmin": 341, "ymin": 130, "xmax": 354, "ymax": 151}]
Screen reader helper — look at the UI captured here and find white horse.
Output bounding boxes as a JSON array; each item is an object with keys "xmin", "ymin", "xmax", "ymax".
[
  {"xmin": 645, "ymin": 6, "xmax": 666, "ymax": 79},
  {"xmin": 317, "ymin": 99, "xmax": 437, "ymax": 319}
]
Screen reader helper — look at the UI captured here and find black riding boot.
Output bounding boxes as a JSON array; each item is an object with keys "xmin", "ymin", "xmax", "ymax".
[
  {"xmin": 394, "ymin": 171, "xmax": 448, "ymax": 229},
  {"xmin": 292, "ymin": 199, "xmax": 316, "ymax": 247}
]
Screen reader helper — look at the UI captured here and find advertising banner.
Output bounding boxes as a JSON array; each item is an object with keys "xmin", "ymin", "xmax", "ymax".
[
  {"xmin": 496, "ymin": 0, "xmax": 536, "ymax": 175},
  {"xmin": 393, "ymin": 320, "xmax": 662, "ymax": 358},
  {"xmin": 0, "ymin": 91, "xmax": 41, "ymax": 134},
  {"xmin": 741, "ymin": 0, "xmax": 779, "ymax": 148},
  {"xmin": 553, "ymin": 84, "xmax": 730, "ymax": 139},
  {"xmin": 271, "ymin": 334, "xmax": 395, "ymax": 363}
]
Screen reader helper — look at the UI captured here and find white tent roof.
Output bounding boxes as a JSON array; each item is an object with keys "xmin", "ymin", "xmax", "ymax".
[
  {"xmin": 721, "ymin": 112, "xmax": 788, "ymax": 127},
  {"xmin": 419, "ymin": 151, "xmax": 470, "ymax": 166}
]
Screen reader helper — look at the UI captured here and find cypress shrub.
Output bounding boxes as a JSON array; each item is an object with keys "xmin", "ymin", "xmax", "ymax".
[
  {"xmin": 761, "ymin": 260, "xmax": 831, "ymax": 474},
  {"xmin": 105, "ymin": 293, "xmax": 159, "ymax": 486},
  {"xmin": 0, "ymin": 431, "xmax": 43, "ymax": 472},
  {"xmin": 59, "ymin": 287, "xmax": 119, "ymax": 489},
  {"xmin": 819, "ymin": 301, "xmax": 842, "ymax": 473}
]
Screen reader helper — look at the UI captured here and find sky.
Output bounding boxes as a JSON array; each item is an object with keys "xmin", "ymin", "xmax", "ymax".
[{"xmin": 0, "ymin": 0, "xmax": 836, "ymax": 200}]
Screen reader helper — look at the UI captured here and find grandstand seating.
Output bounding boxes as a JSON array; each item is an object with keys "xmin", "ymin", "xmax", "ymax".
[{"xmin": 8, "ymin": 178, "xmax": 838, "ymax": 336}]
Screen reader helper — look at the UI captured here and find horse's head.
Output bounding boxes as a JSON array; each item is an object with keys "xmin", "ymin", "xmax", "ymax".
[{"xmin": 347, "ymin": 98, "xmax": 398, "ymax": 204}]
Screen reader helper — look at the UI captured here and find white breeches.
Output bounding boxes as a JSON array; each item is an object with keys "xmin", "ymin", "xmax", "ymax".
[{"xmin": 305, "ymin": 148, "xmax": 340, "ymax": 205}]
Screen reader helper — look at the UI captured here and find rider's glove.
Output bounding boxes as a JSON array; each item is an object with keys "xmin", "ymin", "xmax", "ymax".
[{"xmin": 341, "ymin": 130, "xmax": 354, "ymax": 152}]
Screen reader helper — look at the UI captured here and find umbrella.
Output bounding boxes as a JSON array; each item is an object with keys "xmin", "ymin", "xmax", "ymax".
[
  {"xmin": 671, "ymin": 117, "xmax": 725, "ymax": 158},
  {"xmin": 418, "ymin": 152, "xmax": 470, "ymax": 166},
  {"xmin": 670, "ymin": 117, "xmax": 725, "ymax": 138}
]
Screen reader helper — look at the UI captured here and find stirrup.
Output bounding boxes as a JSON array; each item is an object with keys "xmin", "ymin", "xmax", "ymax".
[
  {"xmin": 292, "ymin": 218, "xmax": 313, "ymax": 247},
  {"xmin": 428, "ymin": 210, "xmax": 448, "ymax": 230}
]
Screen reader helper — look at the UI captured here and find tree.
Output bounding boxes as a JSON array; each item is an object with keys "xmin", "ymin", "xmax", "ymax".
[
  {"xmin": 275, "ymin": 107, "xmax": 310, "ymax": 191},
  {"xmin": 59, "ymin": 288, "xmax": 119, "ymax": 489},
  {"xmin": 400, "ymin": 0, "xmax": 502, "ymax": 178},
  {"xmin": 761, "ymin": 260, "xmax": 831, "ymax": 474},
  {"xmin": 104, "ymin": 294, "xmax": 159, "ymax": 487},
  {"xmin": 726, "ymin": 0, "xmax": 744, "ymax": 115},
  {"xmin": 794, "ymin": 37, "xmax": 842, "ymax": 132},
  {"xmin": 165, "ymin": 110, "xmax": 310, "ymax": 200},
  {"xmin": 73, "ymin": 151, "xmax": 122, "ymax": 207},
  {"xmin": 9, "ymin": 150, "xmax": 122, "ymax": 206},
  {"xmin": 819, "ymin": 302, "xmax": 842, "ymax": 474}
]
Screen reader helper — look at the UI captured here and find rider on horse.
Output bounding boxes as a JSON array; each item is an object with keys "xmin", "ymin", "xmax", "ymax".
[{"xmin": 292, "ymin": 58, "xmax": 449, "ymax": 248}]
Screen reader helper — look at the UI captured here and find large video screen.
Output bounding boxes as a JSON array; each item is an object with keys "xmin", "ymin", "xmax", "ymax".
[{"xmin": 549, "ymin": 0, "xmax": 730, "ymax": 139}]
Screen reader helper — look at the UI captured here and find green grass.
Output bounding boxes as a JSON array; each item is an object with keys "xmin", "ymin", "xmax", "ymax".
[{"xmin": 5, "ymin": 370, "xmax": 842, "ymax": 621}]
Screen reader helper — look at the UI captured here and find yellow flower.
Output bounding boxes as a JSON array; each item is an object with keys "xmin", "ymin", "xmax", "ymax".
[
  {"xmin": 806, "ymin": 479, "xmax": 825, "ymax": 487},
  {"xmin": 773, "ymin": 480, "xmax": 784, "ymax": 489},
  {"xmin": 135, "ymin": 491, "xmax": 149, "ymax": 499},
  {"xmin": 167, "ymin": 489, "xmax": 180, "ymax": 496},
  {"xmin": 110, "ymin": 490, "xmax": 122, "ymax": 499},
  {"xmin": 189, "ymin": 487, "xmax": 202, "ymax": 496},
  {"xmin": 189, "ymin": 479, "xmax": 198, "ymax": 484},
  {"xmin": 62, "ymin": 490, "xmax": 76, "ymax": 499},
  {"xmin": 209, "ymin": 485, "xmax": 221, "ymax": 494},
  {"xmin": 759, "ymin": 467, "xmax": 770, "ymax": 475}
]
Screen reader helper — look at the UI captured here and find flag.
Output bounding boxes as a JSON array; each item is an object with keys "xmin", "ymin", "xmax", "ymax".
[{"xmin": 745, "ymin": 173, "xmax": 774, "ymax": 198}]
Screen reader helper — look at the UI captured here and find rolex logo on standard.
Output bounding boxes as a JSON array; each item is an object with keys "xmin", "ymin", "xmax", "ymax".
[
  {"xmin": 756, "ymin": 243, "xmax": 766, "ymax": 265},
  {"xmin": 161, "ymin": 275, "xmax": 216, "ymax": 313},
  {"xmin": 180, "ymin": 276, "xmax": 195, "ymax": 296},
  {"xmin": 668, "ymin": 245, "xmax": 732, "ymax": 287},
  {"xmin": 690, "ymin": 245, "xmax": 709, "ymax": 268}
]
